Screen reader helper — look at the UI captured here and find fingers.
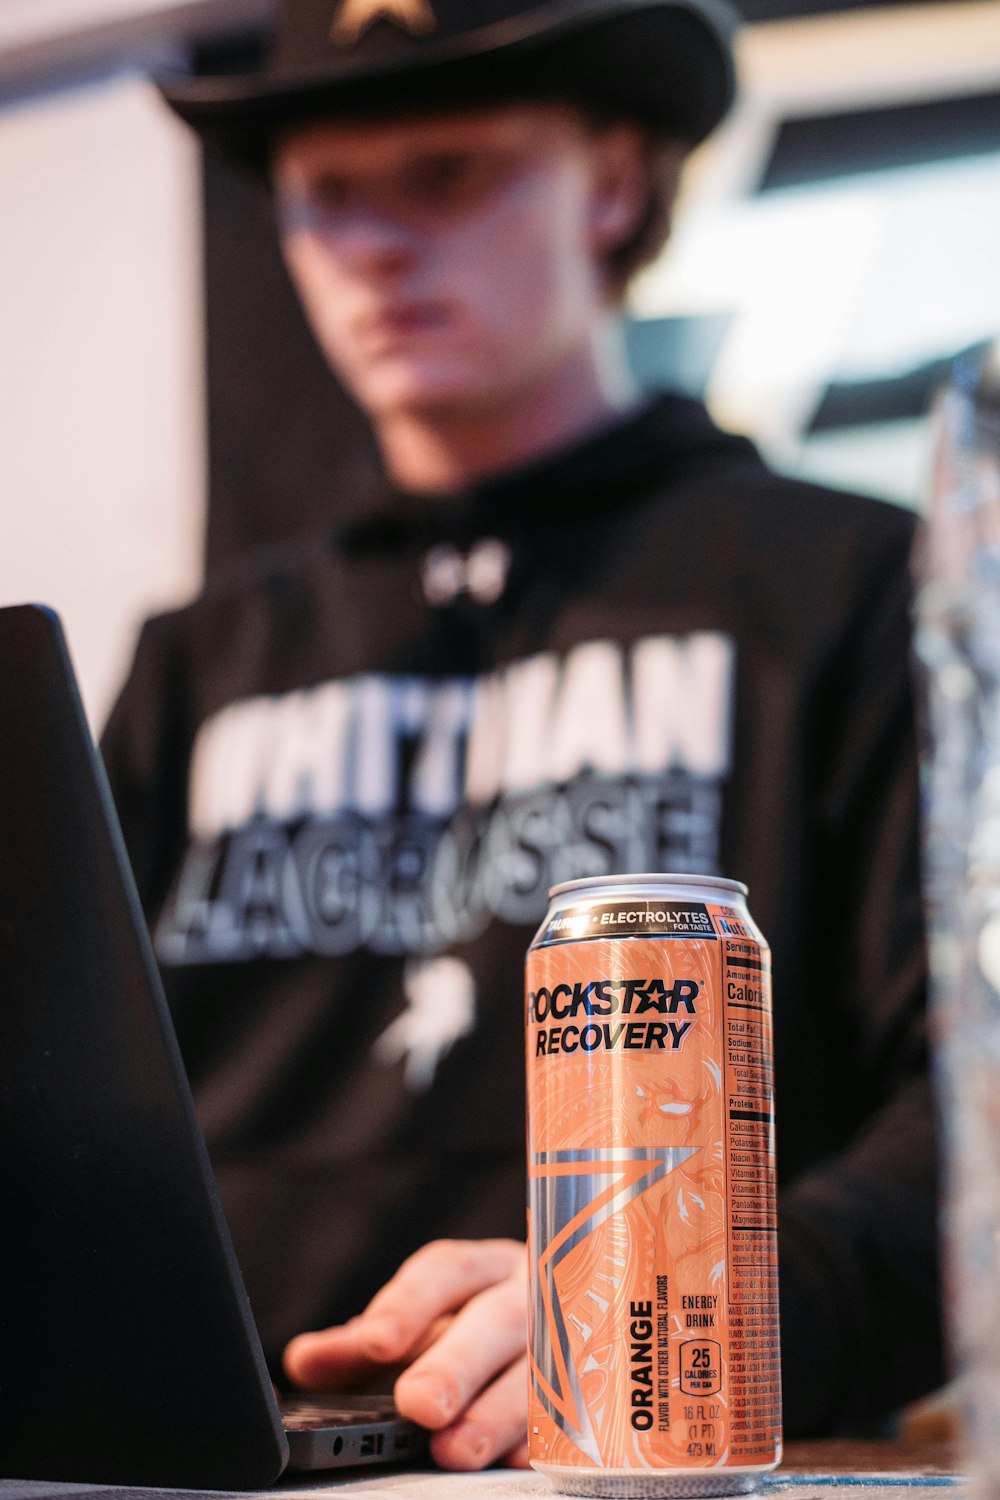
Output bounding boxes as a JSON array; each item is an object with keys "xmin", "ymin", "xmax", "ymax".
[
  {"xmin": 425, "ymin": 1354, "xmax": 529, "ymax": 1471},
  {"xmin": 390, "ymin": 1251, "xmax": 529, "ymax": 1471},
  {"xmin": 283, "ymin": 1237, "xmax": 523, "ymax": 1393},
  {"xmin": 284, "ymin": 1314, "xmax": 454, "ymax": 1389},
  {"xmin": 361, "ymin": 1238, "xmax": 525, "ymax": 1365},
  {"xmin": 283, "ymin": 1322, "xmax": 381, "ymax": 1392},
  {"xmin": 284, "ymin": 1236, "xmax": 531, "ymax": 1472},
  {"xmin": 504, "ymin": 1441, "xmax": 531, "ymax": 1469},
  {"xmin": 393, "ymin": 1263, "xmax": 527, "ymax": 1428}
]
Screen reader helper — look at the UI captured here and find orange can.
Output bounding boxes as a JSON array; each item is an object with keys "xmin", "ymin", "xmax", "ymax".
[{"xmin": 526, "ymin": 874, "xmax": 781, "ymax": 1497}]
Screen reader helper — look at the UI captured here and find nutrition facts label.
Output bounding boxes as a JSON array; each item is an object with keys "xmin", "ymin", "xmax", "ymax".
[{"xmin": 721, "ymin": 935, "xmax": 781, "ymax": 1459}]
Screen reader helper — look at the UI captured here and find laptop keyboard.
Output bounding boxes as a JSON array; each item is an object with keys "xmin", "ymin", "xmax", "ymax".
[{"xmin": 280, "ymin": 1395, "xmax": 401, "ymax": 1429}]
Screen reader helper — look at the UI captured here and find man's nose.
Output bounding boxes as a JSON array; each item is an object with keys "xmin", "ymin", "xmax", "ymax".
[{"xmin": 320, "ymin": 206, "xmax": 422, "ymax": 276}]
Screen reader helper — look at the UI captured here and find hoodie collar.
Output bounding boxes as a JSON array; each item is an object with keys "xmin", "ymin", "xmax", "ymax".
[{"xmin": 336, "ymin": 391, "xmax": 757, "ymax": 557}]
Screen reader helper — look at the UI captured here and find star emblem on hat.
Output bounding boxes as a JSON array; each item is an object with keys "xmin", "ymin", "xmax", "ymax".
[{"xmin": 330, "ymin": 0, "xmax": 436, "ymax": 44}]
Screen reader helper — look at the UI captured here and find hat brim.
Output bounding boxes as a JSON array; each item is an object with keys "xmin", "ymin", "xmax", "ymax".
[{"xmin": 159, "ymin": 0, "xmax": 737, "ymax": 164}]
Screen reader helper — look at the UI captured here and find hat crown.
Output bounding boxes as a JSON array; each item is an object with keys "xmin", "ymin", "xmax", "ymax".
[
  {"xmin": 162, "ymin": 0, "xmax": 737, "ymax": 158},
  {"xmin": 271, "ymin": 0, "xmax": 635, "ymax": 77},
  {"xmin": 329, "ymin": 0, "xmax": 437, "ymax": 45}
]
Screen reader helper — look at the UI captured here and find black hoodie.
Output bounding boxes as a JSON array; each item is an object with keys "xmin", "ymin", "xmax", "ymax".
[{"xmin": 102, "ymin": 393, "xmax": 943, "ymax": 1435}]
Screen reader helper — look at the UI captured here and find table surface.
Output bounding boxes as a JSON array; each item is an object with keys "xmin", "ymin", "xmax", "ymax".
[{"xmin": 0, "ymin": 1437, "xmax": 969, "ymax": 1500}]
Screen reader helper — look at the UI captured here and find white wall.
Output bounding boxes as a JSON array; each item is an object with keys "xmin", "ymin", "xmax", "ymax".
[{"xmin": 0, "ymin": 73, "xmax": 206, "ymax": 729}]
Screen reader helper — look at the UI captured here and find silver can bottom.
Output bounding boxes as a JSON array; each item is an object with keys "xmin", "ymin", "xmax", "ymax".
[{"xmin": 536, "ymin": 1466, "xmax": 763, "ymax": 1498}]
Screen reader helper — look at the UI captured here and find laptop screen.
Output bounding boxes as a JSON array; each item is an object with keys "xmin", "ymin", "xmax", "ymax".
[{"xmin": 0, "ymin": 605, "xmax": 288, "ymax": 1488}]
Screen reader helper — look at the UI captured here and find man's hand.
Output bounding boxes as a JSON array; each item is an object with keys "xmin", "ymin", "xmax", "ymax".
[{"xmin": 283, "ymin": 1238, "xmax": 529, "ymax": 1471}]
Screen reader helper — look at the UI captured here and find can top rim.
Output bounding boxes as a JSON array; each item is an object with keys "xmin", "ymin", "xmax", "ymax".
[{"xmin": 548, "ymin": 872, "xmax": 749, "ymax": 899}]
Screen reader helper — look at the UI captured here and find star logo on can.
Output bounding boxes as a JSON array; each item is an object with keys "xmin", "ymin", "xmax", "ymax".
[{"xmin": 330, "ymin": 0, "xmax": 436, "ymax": 44}]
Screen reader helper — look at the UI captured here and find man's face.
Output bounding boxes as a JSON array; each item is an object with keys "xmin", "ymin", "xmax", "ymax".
[{"xmin": 272, "ymin": 103, "xmax": 644, "ymax": 422}]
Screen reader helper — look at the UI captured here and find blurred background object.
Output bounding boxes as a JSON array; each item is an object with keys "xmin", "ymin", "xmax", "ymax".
[
  {"xmin": 2, "ymin": 0, "xmax": 1000, "ymax": 722},
  {"xmin": 914, "ymin": 338, "xmax": 1000, "ymax": 1497}
]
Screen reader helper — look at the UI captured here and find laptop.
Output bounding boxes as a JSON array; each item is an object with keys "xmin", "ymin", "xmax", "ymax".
[{"xmin": 0, "ymin": 604, "xmax": 426, "ymax": 1488}]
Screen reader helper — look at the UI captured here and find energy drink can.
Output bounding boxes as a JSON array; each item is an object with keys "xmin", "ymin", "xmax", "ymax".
[{"xmin": 526, "ymin": 874, "xmax": 781, "ymax": 1498}]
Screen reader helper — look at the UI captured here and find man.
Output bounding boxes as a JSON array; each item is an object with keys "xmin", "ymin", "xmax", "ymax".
[{"xmin": 102, "ymin": 0, "xmax": 943, "ymax": 1473}]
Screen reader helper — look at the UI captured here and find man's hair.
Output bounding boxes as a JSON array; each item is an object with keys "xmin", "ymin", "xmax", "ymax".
[
  {"xmin": 607, "ymin": 135, "xmax": 686, "ymax": 299},
  {"xmin": 571, "ymin": 101, "xmax": 686, "ymax": 301}
]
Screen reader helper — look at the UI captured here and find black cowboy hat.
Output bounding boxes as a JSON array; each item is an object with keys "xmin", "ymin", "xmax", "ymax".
[{"xmin": 160, "ymin": 0, "xmax": 738, "ymax": 161}]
